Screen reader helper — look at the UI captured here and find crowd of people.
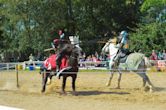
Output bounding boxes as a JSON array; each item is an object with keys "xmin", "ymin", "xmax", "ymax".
[
  {"xmin": 79, "ymin": 52, "xmax": 107, "ymax": 67},
  {"xmin": 150, "ymin": 50, "xmax": 166, "ymax": 60}
]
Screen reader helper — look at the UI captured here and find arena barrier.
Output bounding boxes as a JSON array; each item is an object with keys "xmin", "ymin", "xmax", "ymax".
[
  {"xmin": 0, "ymin": 60, "xmax": 166, "ymax": 71},
  {"xmin": 0, "ymin": 63, "xmax": 21, "ymax": 88}
]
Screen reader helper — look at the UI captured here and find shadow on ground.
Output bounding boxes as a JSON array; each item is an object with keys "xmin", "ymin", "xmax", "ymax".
[
  {"xmin": 77, "ymin": 90, "xmax": 130, "ymax": 96},
  {"xmin": 154, "ymin": 87, "xmax": 166, "ymax": 92}
]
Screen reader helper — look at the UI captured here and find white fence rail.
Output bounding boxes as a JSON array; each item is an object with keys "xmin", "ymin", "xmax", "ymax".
[
  {"xmin": 0, "ymin": 61, "xmax": 107, "ymax": 70},
  {"xmin": 0, "ymin": 60, "xmax": 165, "ymax": 71},
  {"xmin": 0, "ymin": 62, "xmax": 20, "ymax": 70}
]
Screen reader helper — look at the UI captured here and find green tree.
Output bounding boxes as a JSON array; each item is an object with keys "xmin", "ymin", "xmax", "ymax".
[
  {"xmin": 0, "ymin": 0, "xmax": 68, "ymax": 61},
  {"xmin": 0, "ymin": 0, "xmax": 147, "ymax": 60},
  {"xmin": 130, "ymin": 0, "xmax": 166, "ymax": 56},
  {"xmin": 130, "ymin": 23, "xmax": 166, "ymax": 55}
]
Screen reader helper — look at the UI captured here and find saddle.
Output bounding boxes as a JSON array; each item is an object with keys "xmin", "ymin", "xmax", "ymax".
[
  {"xmin": 119, "ymin": 51, "xmax": 132, "ymax": 63},
  {"xmin": 119, "ymin": 55, "xmax": 129, "ymax": 63}
]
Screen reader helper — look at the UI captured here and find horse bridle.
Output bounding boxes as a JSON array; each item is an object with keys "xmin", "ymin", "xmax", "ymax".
[
  {"xmin": 103, "ymin": 40, "xmax": 112, "ymax": 51},
  {"xmin": 70, "ymin": 56, "xmax": 78, "ymax": 60},
  {"xmin": 69, "ymin": 46, "xmax": 79, "ymax": 60}
]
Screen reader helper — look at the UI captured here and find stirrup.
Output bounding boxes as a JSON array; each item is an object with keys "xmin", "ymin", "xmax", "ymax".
[{"xmin": 56, "ymin": 68, "xmax": 60, "ymax": 73}]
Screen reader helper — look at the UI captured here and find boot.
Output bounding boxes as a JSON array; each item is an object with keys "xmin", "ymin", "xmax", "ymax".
[
  {"xmin": 56, "ymin": 65, "xmax": 60, "ymax": 73},
  {"xmin": 56, "ymin": 54, "xmax": 61, "ymax": 73}
]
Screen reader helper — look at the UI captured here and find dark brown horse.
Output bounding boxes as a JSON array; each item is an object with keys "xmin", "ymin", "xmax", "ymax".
[{"xmin": 40, "ymin": 44, "xmax": 81, "ymax": 95}]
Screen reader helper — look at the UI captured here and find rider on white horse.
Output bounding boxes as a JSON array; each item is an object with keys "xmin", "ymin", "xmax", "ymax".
[
  {"xmin": 113, "ymin": 30, "xmax": 129, "ymax": 65},
  {"xmin": 101, "ymin": 31, "xmax": 154, "ymax": 91}
]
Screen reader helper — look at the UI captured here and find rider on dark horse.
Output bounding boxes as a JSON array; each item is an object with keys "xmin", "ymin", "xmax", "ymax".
[
  {"xmin": 113, "ymin": 30, "xmax": 129, "ymax": 66},
  {"xmin": 54, "ymin": 29, "xmax": 72, "ymax": 73}
]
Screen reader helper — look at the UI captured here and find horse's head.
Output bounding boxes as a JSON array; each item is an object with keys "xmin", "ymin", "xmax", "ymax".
[
  {"xmin": 69, "ymin": 35, "xmax": 83, "ymax": 56},
  {"xmin": 102, "ymin": 41, "xmax": 110, "ymax": 54},
  {"xmin": 102, "ymin": 38, "xmax": 118, "ymax": 55},
  {"xmin": 101, "ymin": 38, "xmax": 119, "ymax": 69},
  {"xmin": 66, "ymin": 45, "xmax": 81, "ymax": 72},
  {"xmin": 68, "ymin": 36, "xmax": 83, "ymax": 70}
]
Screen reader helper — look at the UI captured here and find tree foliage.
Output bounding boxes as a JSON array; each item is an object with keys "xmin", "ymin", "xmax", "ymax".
[
  {"xmin": 130, "ymin": 0, "xmax": 166, "ymax": 56},
  {"xmin": 130, "ymin": 22, "xmax": 166, "ymax": 56},
  {"xmin": 141, "ymin": 0, "xmax": 166, "ymax": 12},
  {"xmin": 0, "ymin": 0, "xmax": 165, "ymax": 61}
]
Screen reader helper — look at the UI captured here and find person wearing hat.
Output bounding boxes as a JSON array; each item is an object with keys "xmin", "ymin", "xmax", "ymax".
[
  {"xmin": 55, "ymin": 29, "xmax": 72, "ymax": 73},
  {"xmin": 113, "ymin": 30, "xmax": 129, "ymax": 65}
]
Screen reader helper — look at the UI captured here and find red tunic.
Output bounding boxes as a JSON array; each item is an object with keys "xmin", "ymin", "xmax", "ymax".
[{"xmin": 43, "ymin": 54, "xmax": 68, "ymax": 70}]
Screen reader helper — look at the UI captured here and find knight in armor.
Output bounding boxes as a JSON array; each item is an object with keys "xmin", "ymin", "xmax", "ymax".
[
  {"xmin": 55, "ymin": 29, "xmax": 72, "ymax": 72},
  {"xmin": 52, "ymin": 39, "xmax": 60, "ymax": 51},
  {"xmin": 113, "ymin": 30, "xmax": 129, "ymax": 65}
]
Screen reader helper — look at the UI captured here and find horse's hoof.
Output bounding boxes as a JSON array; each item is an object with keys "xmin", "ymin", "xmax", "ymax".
[
  {"xmin": 149, "ymin": 89, "xmax": 153, "ymax": 93},
  {"xmin": 106, "ymin": 82, "xmax": 111, "ymax": 87},
  {"xmin": 60, "ymin": 91, "xmax": 67, "ymax": 95},
  {"xmin": 115, "ymin": 87, "xmax": 120, "ymax": 89},
  {"xmin": 106, "ymin": 84, "xmax": 110, "ymax": 87},
  {"xmin": 47, "ymin": 79, "xmax": 52, "ymax": 85},
  {"xmin": 41, "ymin": 89, "xmax": 45, "ymax": 93},
  {"xmin": 144, "ymin": 86, "xmax": 153, "ymax": 92},
  {"xmin": 46, "ymin": 82, "xmax": 51, "ymax": 85},
  {"xmin": 56, "ymin": 75, "xmax": 61, "ymax": 79},
  {"xmin": 149, "ymin": 86, "xmax": 154, "ymax": 93}
]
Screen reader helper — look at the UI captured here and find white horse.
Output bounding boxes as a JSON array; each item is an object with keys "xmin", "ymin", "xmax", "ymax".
[{"xmin": 102, "ymin": 38, "xmax": 154, "ymax": 92}]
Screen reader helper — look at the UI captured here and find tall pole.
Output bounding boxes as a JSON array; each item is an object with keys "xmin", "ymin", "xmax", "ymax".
[{"xmin": 15, "ymin": 64, "xmax": 19, "ymax": 88}]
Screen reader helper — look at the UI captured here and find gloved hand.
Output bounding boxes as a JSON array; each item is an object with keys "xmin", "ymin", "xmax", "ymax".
[{"xmin": 115, "ymin": 44, "xmax": 120, "ymax": 48}]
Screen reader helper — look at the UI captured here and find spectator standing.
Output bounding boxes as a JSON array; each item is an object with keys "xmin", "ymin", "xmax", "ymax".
[
  {"xmin": 29, "ymin": 53, "xmax": 35, "ymax": 61},
  {"xmin": 150, "ymin": 50, "xmax": 158, "ymax": 66},
  {"xmin": 150, "ymin": 50, "xmax": 158, "ymax": 60},
  {"xmin": 95, "ymin": 51, "xmax": 99, "ymax": 59},
  {"xmin": 92, "ymin": 54, "xmax": 98, "ymax": 62},
  {"xmin": 29, "ymin": 53, "xmax": 35, "ymax": 66},
  {"xmin": 82, "ymin": 52, "xmax": 86, "ymax": 61},
  {"xmin": 158, "ymin": 51, "xmax": 163, "ymax": 60},
  {"xmin": 162, "ymin": 49, "xmax": 166, "ymax": 60},
  {"xmin": 86, "ymin": 55, "xmax": 92, "ymax": 61}
]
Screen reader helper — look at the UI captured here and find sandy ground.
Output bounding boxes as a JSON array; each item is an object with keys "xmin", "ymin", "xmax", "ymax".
[{"xmin": 0, "ymin": 70, "xmax": 166, "ymax": 110}]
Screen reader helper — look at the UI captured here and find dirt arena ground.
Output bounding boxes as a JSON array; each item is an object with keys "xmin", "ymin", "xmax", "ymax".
[{"xmin": 0, "ymin": 70, "xmax": 166, "ymax": 110}]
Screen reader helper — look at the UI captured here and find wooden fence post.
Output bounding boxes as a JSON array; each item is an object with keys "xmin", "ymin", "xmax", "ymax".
[{"xmin": 15, "ymin": 64, "xmax": 19, "ymax": 88}]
